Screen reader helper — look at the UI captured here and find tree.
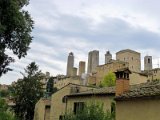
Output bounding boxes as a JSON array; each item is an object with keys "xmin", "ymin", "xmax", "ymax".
[
  {"xmin": 0, "ymin": 0, "xmax": 34, "ymax": 76},
  {"xmin": 45, "ymin": 77, "xmax": 58, "ymax": 98},
  {"xmin": 101, "ymin": 72, "xmax": 116, "ymax": 87},
  {"xmin": 0, "ymin": 98, "xmax": 17, "ymax": 120},
  {"xmin": 12, "ymin": 62, "xmax": 44, "ymax": 120},
  {"xmin": 63, "ymin": 102, "xmax": 115, "ymax": 120}
]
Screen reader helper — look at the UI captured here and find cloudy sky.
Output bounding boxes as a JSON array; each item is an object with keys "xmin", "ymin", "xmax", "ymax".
[{"xmin": 1, "ymin": 0, "xmax": 160, "ymax": 85}]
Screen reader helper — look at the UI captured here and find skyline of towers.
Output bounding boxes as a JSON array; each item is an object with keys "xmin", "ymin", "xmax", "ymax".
[
  {"xmin": 105, "ymin": 51, "xmax": 112, "ymax": 64},
  {"xmin": 87, "ymin": 50, "xmax": 99, "ymax": 73},
  {"xmin": 66, "ymin": 52, "xmax": 74, "ymax": 76},
  {"xmin": 144, "ymin": 55, "xmax": 152, "ymax": 71},
  {"xmin": 66, "ymin": 50, "xmax": 156, "ymax": 77}
]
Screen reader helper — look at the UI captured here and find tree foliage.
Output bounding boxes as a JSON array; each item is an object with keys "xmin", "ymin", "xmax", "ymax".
[
  {"xmin": 102, "ymin": 72, "xmax": 116, "ymax": 87},
  {"xmin": 0, "ymin": 98, "xmax": 17, "ymax": 120},
  {"xmin": 63, "ymin": 102, "xmax": 115, "ymax": 120},
  {"xmin": 12, "ymin": 62, "xmax": 44, "ymax": 120},
  {"xmin": 0, "ymin": 0, "xmax": 34, "ymax": 76}
]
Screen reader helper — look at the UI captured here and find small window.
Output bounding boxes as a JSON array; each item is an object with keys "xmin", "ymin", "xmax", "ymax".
[
  {"xmin": 59, "ymin": 115, "xmax": 64, "ymax": 120},
  {"xmin": 62, "ymin": 96, "xmax": 67, "ymax": 103},
  {"xmin": 74, "ymin": 102, "xmax": 84, "ymax": 114},
  {"xmin": 148, "ymin": 58, "xmax": 150, "ymax": 63},
  {"xmin": 132, "ymin": 57, "xmax": 133, "ymax": 60}
]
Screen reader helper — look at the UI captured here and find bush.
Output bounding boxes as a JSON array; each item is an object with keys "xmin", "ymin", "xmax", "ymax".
[{"xmin": 63, "ymin": 102, "xmax": 115, "ymax": 120}]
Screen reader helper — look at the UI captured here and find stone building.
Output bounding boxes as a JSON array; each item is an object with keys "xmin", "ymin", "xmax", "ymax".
[
  {"xmin": 105, "ymin": 51, "xmax": 112, "ymax": 64},
  {"xmin": 34, "ymin": 98, "xmax": 51, "ymax": 120},
  {"xmin": 49, "ymin": 83, "xmax": 95, "ymax": 120},
  {"xmin": 144, "ymin": 55, "xmax": 152, "ymax": 71},
  {"xmin": 115, "ymin": 78, "xmax": 160, "ymax": 120},
  {"xmin": 66, "ymin": 52, "xmax": 74, "ymax": 76},
  {"xmin": 54, "ymin": 76, "xmax": 82, "ymax": 89},
  {"xmin": 87, "ymin": 50, "xmax": 99, "ymax": 73},
  {"xmin": 34, "ymin": 83, "xmax": 115, "ymax": 120},
  {"xmin": 116, "ymin": 49, "xmax": 141, "ymax": 72}
]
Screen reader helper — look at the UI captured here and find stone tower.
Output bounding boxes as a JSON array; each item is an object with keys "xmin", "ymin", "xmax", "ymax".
[
  {"xmin": 79, "ymin": 61, "xmax": 85, "ymax": 76},
  {"xmin": 87, "ymin": 50, "xmax": 99, "ymax": 73},
  {"xmin": 116, "ymin": 49, "xmax": 141, "ymax": 72},
  {"xmin": 105, "ymin": 51, "xmax": 112, "ymax": 64},
  {"xmin": 144, "ymin": 55, "xmax": 152, "ymax": 71},
  {"xmin": 66, "ymin": 52, "xmax": 74, "ymax": 76}
]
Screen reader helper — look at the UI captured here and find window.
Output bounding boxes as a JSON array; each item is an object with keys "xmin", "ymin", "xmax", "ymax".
[
  {"xmin": 132, "ymin": 57, "xmax": 133, "ymax": 60},
  {"xmin": 74, "ymin": 102, "xmax": 84, "ymax": 114},
  {"xmin": 148, "ymin": 58, "xmax": 150, "ymax": 63},
  {"xmin": 59, "ymin": 115, "xmax": 64, "ymax": 120},
  {"xmin": 62, "ymin": 96, "xmax": 67, "ymax": 103}
]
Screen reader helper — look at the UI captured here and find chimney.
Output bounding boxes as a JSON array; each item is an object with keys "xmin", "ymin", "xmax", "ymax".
[{"xmin": 115, "ymin": 68, "xmax": 131, "ymax": 96}]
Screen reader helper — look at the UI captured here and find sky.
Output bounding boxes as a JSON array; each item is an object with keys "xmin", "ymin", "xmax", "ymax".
[{"xmin": 1, "ymin": 0, "xmax": 160, "ymax": 85}]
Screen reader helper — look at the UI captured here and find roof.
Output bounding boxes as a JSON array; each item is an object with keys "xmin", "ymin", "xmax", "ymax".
[
  {"xmin": 114, "ymin": 68, "xmax": 131, "ymax": 74},
  {"xmin": 116, "ymin": 49, "xmax": 140, "ymax": 55},
  {"xmin": 115, "ymin": 80, "xmax": 160, "ymax": 101},
  {"xmin": 67, "ymin": 86, "xmax": 115, "ymax": 97}
]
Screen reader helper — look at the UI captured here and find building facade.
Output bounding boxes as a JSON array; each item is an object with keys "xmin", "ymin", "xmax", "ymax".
[{"xmin": 116, "ymin": 49, "xmax": 141, "ymax": 72}]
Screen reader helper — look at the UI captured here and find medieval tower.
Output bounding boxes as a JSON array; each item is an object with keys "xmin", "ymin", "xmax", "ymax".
[
  {"xmin": 105, "ymin": 51, "xmax": 112, "ymax": 64},
  {"xmin": 87, "ymin": 50, "xmax": 99, "ymax": 73},
  {"xmin": 144, "ymin": 55, "xmax": 152, "ymax": 71},
  {"xmin": 116, "ymin": 49, "xmax": 141, "ymax": 72},
  {"xmin": 66, "ymin": 52, "xmax": 74, "ymax": 76},
  {"xmin": 79, "ymin": 61, "xmax": 85, "ymax": 76}
]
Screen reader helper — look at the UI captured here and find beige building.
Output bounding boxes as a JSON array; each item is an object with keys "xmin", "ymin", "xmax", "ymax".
[
  {"xmin": 66, "ymin": 86, "xmax": 115, "ymax": 114},
  {"xmin": 34, "ymin": 98, "xmax": 51, "ymax": 120},
  {"xmin": 115, "ymin": 80, "xmax": 160, "ymax": 120},
  {"xmin": 54, "ymin": 76, "xmax": 82, "ymax": 89},
  {"xmin": 116, "ymin": 49, "xmax": 141, "ymax": 72},
  {"xmin": 95, "ymin": 60, "xmax": 129, "ymax": 86},
  {"xmin": 34, "ymin": 83, "xmax": 116, "ymax": 120},
  {"xmin": 115, "ymin": 67, "xmax": 160, "ymax": 120},
  {"xmin": 50, "ymin": 83, "xmax": 96, "ymax": 120}
]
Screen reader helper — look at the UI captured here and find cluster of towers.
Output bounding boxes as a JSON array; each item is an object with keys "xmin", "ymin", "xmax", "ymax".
[
  {"xmin": 66, "ymin": 52, "xmax": 85, "ymax": 76},
  {"xmin": 66, "ymin": 49, "xmax": 154, "ymax": 77},
  {"xmin": 66, "ymin": 50, "xmax": 112, "ymax": 76}
]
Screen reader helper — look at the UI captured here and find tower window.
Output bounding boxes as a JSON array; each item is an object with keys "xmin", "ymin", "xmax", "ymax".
[{"xmin": 148, "ymin": 59, "xmax": 150, "ymax": 63}]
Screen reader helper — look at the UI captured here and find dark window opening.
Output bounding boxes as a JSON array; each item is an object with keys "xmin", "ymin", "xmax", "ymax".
[
  {"xmin": 62, "ymin": 96, "xmax": 67, "ymax": 103},
  {"xmin": 148, "ymin": 58, "xmax": 150, "ymax": 63},
  {"xmin": 73, "ymin": 102, "xmax": 84, "ymax": 114}
]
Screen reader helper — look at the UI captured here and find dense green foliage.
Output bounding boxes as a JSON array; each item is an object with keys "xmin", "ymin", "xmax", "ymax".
[
  {"xmin": 102, "ymin": 72, "xmax": 116, "ymax": 87},
  {"xmin": 0, "ymin": 98, "xmax": 17, "ymax": 120},
  {"xmin": 45, "ymin": 77, "xmax": 58, "ymax": 97},
  {"xmin": 0, "ymin": 0, "xmax": 33, "ymax": 76},
  {"xmin": 63, "ymin": 102, "xmax": 115, "ymax": 120},
  {"xmin": 12, "ymin": 62, "xmax": 44, "ymax": 120},
  {"xmin": 0, "ymin": 89, "xmax": 9, "ymax": 97}
]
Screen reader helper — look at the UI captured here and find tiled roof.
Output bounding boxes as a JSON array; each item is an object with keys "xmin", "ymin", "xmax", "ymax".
[
  {"xmin": 116, "ymin": 80, "xmax": 160, "ymax": 100},
  {"xmin": 67, "ymin": 86, "xmax": 115, "ymax": 97}
]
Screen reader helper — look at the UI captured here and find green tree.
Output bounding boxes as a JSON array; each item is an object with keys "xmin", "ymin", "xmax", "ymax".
[
  {"xmin": 0, "ymin": 89, "xmax": 9, "ymax": 97},
  {"xmin": 12, "ymin": 62, "xmax": 44, "ymax": 120},
  {"xmin": 0, "ymin": 0, "xmax": 34, "ymax": 76},
  {"xmin": 63, "ymin": 102, "xmax": 115, "ymax": 120},
  {"xmin": 102, "ymin": 72, "xmax": 116, "ymax": 87},
  {"xmin": 0, "ymin": 98, "xmax": 17, "ymax": 120}
]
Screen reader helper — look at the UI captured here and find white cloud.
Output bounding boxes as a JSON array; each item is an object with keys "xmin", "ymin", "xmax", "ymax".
[{"xmin": 1, "ymin": 0, "xmax": 160, "ymax": 84}]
